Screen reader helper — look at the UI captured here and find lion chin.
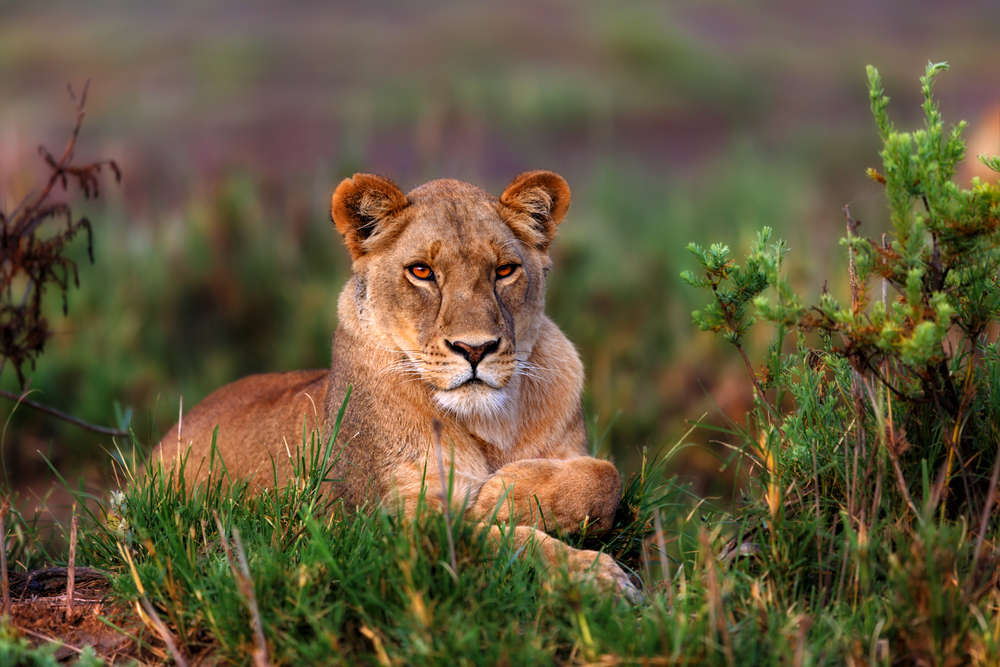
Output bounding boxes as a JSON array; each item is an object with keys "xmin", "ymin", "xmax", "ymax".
[{"xmin": 433, "ymin": 380, "xmax": 514, "ymax": 421}]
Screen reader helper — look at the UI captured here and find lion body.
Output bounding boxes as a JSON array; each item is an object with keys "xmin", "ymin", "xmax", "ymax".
[{"xmin": 152, "ymin": 172, "xmax": 639, "ymax": 600}]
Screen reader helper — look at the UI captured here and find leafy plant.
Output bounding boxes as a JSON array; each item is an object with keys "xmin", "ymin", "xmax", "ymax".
[{"xmin": 684, "ymin": 61, "xmax": 1000, "ymax": 664}]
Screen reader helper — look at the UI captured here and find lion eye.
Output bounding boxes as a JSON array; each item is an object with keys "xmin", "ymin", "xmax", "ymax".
[
  {"xmin": 409, "ymin": 264, "xmax": 434, "ymax": 280},
  {"xmin": 496, "ymin": 264, "xmax": 518, "ymax": 278}
]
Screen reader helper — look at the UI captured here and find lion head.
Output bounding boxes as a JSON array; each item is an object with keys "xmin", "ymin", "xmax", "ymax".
[{"xmin": 330, "ymin": 171, "xmax": 571, "ymax": 422}]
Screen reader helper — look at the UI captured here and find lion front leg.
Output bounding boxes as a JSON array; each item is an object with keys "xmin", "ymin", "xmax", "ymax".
[
  {"xmin": 470, "ymin": 457, "xmax": 622, "ymax": 536},
  {"xmin": 483, "ymin": 523, "xmax": 642, "ymax": 603}
]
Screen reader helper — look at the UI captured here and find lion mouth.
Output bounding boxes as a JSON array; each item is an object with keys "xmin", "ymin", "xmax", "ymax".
[
  {"xmin": 434, "ymin": 378, "xmax": 512, "ymax": 420},
  {"xmin": 447, "ymin": 375, "xmax": 505, "ymax": 391}
]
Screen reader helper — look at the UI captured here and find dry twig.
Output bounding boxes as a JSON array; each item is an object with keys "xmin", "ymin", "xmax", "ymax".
[
  {"xmin": 17, "ymin": 626, "xmax": 86, "ymax": 656},
  {"xmin": 139, "ymin": 598, "xmax": 189, "ymax": 667},
  {"xmin": 700, "ymin": 529, "xmax": 733, "ymax": 667},
  {"xmin": 653, "ymin": 507, "xmax": 672, "ymax": 608},
  {"xmin": 0, "ymin": 387, "xmax": 127, "ymax": 437},
  {"xmin": 1, "ymin": 497, "xmax": 9, "ymax": 616},
  {"xmin": 66, "ymin": 507, "xmax": 78, "ymax": 621},
  {"xmin": 214, "ymin": 512, "xmax": 272, "ymax": 667},
  {"xmin": 968, "ymin": 437, "xmax": 1000, "ymax": 596},
  {"xmin": 118, "ymin": 541, "xmax": 188, "ymax": 666}
]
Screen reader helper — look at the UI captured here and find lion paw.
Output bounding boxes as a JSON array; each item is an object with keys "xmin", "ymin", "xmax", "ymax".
[{"xmin": 569, "ymin": 549, "xmax": 645, "ymax": 604}]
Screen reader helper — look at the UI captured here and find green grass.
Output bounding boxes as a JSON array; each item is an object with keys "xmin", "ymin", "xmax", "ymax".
[
  {"xmin": 3, "ymin": 393, "xmax": 997, "ymax": 665},
  {"xmin": 65, "ymin": 418, "xmax": 695, "ymax": 666}
]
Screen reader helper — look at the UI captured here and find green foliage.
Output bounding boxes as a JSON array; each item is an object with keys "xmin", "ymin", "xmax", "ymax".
[
  {"xmin": 980, "ymin": 155, "xmax": 1000, "ymax": 174},
  {"xmin": 689, "ymin": 61, "xmax": 1000, "ymax": 508},
  {"xmin": 684, "ymin": 63, "xmax": 1000, "ymax": 665},
  {"xmin": 681, "ymin": 228, "xmax": 788, "ymax": 347}
]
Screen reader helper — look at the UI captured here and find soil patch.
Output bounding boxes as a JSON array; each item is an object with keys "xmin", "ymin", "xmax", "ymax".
[{"xmin": 5, "ymin": 567, "xmax": 157, "ymax": 664}]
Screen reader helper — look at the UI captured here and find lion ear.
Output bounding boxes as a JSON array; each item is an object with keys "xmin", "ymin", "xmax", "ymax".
[
  {"xmin": 331, "ymin": 174, "xmax": 409, "ymax": 260},
  {"xmin": 500, "ymin": 170, "xmax": 571, "ymax": 250}
]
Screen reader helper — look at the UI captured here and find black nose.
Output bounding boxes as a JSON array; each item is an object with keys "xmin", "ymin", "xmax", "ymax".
[{"xmin": 446, "ymin": 338, "xmax": 500, "ymax": 371}]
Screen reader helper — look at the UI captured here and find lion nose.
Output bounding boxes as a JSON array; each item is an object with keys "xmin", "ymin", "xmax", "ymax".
[{"xmin": 446, "ymin": 338, "xmax": 500, "ymax": 371}]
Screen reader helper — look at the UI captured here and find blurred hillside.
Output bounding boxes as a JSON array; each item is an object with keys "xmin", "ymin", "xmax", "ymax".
[{"xmin": 1, "ymin": 0, "xmax": 999, "ymax": 502}]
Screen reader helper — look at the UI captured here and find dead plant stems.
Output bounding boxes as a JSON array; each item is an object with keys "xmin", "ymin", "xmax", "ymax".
[
  {"xmin": 0, "ymin": 80, "xmax": 123, "ymax": 435},
  {"xmin": 66, "ymin": 507, "xmax": 78, "ymax": 621},
  {"xmin": 968, "ymin": 434, "xmax": 1000, "ymax": 595},
  {"xmin": 214, "ymin": 512, "xmax": 272, "ymax": 667},
  {"xmin": 653, "ymin": 507, "xmax": 672, "ymax": 608},
  {"xmin": 17, "ymin": 626, "xmax": 86, "ymax": 656},
  {"xmin": 700, "ymin": 529, "xmax": 733, "ymax": 667},
  {"xmin": 140, "ymin": 598, "xmax": 189, "ymax": 667},
  {"xmin": 1, "ymin": 497, "xmax": 9, "ymax": 616}
]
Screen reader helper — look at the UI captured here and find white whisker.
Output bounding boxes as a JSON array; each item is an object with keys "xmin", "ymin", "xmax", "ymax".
[
  {"xmin": 514, "ymin": 358, "xmax": 555, "ymax": 384},
  {"xmin": 392, "ymin": 376, "xmax": 432, "ymax": 389},
  {"xmin": 375, "ymin": 363, "xmax": 423, "ymax": 380}
]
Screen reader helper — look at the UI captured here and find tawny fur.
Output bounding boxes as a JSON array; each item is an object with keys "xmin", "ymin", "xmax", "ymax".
[{"xmin": 152, "ymin": 171, "xmax": 638, "ymax": 599}]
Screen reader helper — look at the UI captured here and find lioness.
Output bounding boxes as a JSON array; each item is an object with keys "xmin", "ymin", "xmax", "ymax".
[{"xmin": 153, "ymin": 171, "xmax": 639, "ymax": 600}]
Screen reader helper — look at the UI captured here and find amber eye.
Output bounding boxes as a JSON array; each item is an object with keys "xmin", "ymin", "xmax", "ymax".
[
  {"xmin": 409, "ymin": 264, "xmax": 434, "ymax": 280},
  {"xmin": 496, "ymin": 264, "xmax": 518, "ymax": 278}
]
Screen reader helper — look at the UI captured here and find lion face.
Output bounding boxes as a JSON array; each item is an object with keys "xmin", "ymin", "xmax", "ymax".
[{"xmin": 331, "ymin": 172, "xmax": 571, "ymax": 421}]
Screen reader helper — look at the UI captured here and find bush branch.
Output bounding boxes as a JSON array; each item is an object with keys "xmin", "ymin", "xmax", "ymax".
[{"xmin": 0, "ymin": 387, "xmax": 128, "ymax": 437}]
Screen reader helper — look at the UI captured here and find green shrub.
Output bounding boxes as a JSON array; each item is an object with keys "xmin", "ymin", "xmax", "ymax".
[{"xmin": 685, "ymin": 62, "xmax": 1000, "ymax": 664}]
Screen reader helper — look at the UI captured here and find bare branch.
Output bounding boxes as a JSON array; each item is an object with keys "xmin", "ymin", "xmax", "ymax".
[{"xmin": 0, "ymin": 387, "xmax": 128, "ymax": 437}]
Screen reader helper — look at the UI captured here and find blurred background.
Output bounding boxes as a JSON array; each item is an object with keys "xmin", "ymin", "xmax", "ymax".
[{"xmin": 1, "ymin": 0, "xmax": 999, "ymax": 512}]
